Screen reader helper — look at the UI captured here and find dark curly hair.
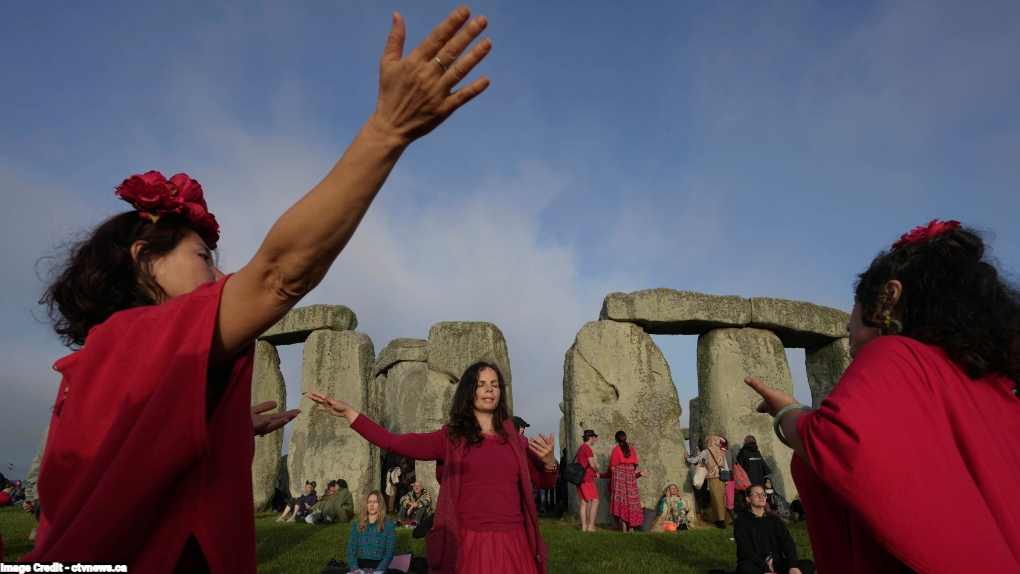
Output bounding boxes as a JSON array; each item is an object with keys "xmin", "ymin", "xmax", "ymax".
[
  {"xmin": 854, "ymin": 225, "xmax": 1020, "ymax": 382},
  {"xmin": 40, "ymin": 211, "xmax": 208, "ymax": 348},
  {"xmin": 447, "ymin": 361, "xmax": 510, "ymax": 447}
]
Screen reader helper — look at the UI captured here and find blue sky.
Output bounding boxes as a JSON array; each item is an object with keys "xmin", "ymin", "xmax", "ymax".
[{"xmin": 1, "ymin": 1, "xmax": 1017, "ymax": 480}]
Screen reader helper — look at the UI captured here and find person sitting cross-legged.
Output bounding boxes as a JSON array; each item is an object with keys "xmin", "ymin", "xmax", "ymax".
[
  {"xmin": 397, "ymin": 480, "xmax": 432, "ymax": 526},
  {"xmin": 734, "ymin": 485, "xmax": 815, "ymax": 574}
]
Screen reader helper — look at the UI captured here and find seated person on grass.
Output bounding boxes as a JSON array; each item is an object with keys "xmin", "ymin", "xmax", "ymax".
[
  {"xmin": 734, "ymin": 485, "xmax": 815, "ymax": 574},
  {"xmin": 276, "ymin": 481, "xmax": 317, "ymax": 522},
  {"xmin": 656, "ymin": 483, "xmax": 690, "ymax": 529},
  {"xmin": 347, "ymin": 490, "xmax": 397, "ymax": 573},
  {"xmin": 305, "ymin": 480, "xmax": 338, "ymax": 523},
  {"xmin": 326, "ymin": 479, "xmax": 355, "ymax": 524},
  {"xmin": 397, "ymin": 480, "xmax": 432, "ymax": 525}
]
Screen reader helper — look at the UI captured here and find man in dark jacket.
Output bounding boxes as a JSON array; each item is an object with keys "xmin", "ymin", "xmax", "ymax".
[
  {"xmin": 736, "ymin": 436, "xmax": 772, "ymax": 508},
  {"xmin": 734, "ymin": 485, "xmax": 815, "ymax": 574}
]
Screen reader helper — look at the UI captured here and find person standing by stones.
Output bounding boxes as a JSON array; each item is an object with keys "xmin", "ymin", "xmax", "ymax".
[
  {"xmin": 576, "ymin": 429, "xmax": 601, "ymax": 532},
  {"xmin": 687, "ymin": 435, "xmax": 732, "ymax": 528},
  {"xmin": 736, "ymin": 435, "xmax": 771, "ymax": 510},
  {"xmin": 25, "ymin": 7, "xmax": 493, "ymax": 569},
  {"xmin": 599, "ymin": 430, "xmax": 646, "ymax": 532},
  {"xmin": 746, "ymin": 220, "xmax": 1020, "ymax": 572},
  {"xmin": 310, "ymin": 362, "xmax": 558, "ymax": 573}
]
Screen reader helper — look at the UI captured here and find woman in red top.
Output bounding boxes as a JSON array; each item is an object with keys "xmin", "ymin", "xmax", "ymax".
[
  {"xmin": 600, "ymin": 430, "xmax": 646, "ymax": 532},
  {"xmin": 747, "ymin": 220, "xmax": 1020, "ymax": 573},
  {"xmin": 310, "ymin": 362, "xmax": 559, "ymax": 574},
  {"xmin": 24, "ymin": 8, "xmax": 494, "ymax": 571}
]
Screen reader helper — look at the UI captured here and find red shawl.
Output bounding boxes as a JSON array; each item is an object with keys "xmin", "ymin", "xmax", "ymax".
[
  {"xmin": 23, "ymin": 277, "xmax": 257, "ymax": 573},
  {"xmin": 794, "ymin": 336, "xmax": 1020, "ymax": 572}
]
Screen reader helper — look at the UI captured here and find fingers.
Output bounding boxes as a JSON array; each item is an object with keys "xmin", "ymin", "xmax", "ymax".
[
  {"xmin": 743, "ymin": 376, "xmax": 797, "ymax": 416},
  {"xmin": 380, "ymin": 12, "xmax": 407, "ymax": 65},
  {"xmin": 437, "ymin": 17, "xmax": 488, "ymax": 84},
  {"xmin": 251, "ymin": 400, "xmax": 278, "ymax": 414},
  {"xmin": 445, "ymin": 76, "xmax": 490, "ymax": 112},
  {"xmin": 411, "ymin": 6, "xmax": 472, "ymax": 62}
]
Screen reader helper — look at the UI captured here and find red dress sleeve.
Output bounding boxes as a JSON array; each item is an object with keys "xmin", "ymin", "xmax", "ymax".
[
  {"xmin": 26, "ymin": 277, "xmax": 256, "ymax": 569},
  {"xmin": 795, "ymin": 336, "xmax": 1020, "ymax": 572},
  {"xmin": 350, "ymin": 414, "xmax": 446, "ymax": 461}
]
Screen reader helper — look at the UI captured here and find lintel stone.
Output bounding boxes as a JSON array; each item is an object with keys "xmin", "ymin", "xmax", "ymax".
[
  {"xmin": 374, "ymin": 338, "xmax": 427, "ymax": 375},
  {"xmin": 600, "ymin": 289, "xmax": 751, "ymax": 335},
  {"xmin": 258, "ymin": 304, "xmax": 357, "ymax": 345},
  {"xmin": 748, "ymin": 298, "xmax": 849, "ymax": 348}
]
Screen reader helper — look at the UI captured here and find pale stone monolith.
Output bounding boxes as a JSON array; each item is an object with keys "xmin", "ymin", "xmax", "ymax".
[
  {"xmin": 697, "ymin": 328, "xmax": 796, "ymax": 500},
  {"xmin": 805, "ymin": 338, "xmax": 852, "ymax": 408},
  {"xmin": 288, "ymin": 330, "xmax": 378, "ymax": 506},
  {"xmin": 259, "ymin": 304, "xmax": 357, "ymax": 345},
  {"xmin": 415, "ymin": 322, "xmax": 514, "ymax": 497},
  {"xmin": 252, "ymin": 341, "xmax": 287, "ymax": 511},
  {"xmin": 563, "ymin": 320, "xmax": 691, "ymax": 523},
  {"xmin": 599, "ymin": 289, "xmax": 751, "ymax": 335},
  {"xmin": 379, "ymin": 360, "xmax": 429, "ymax": 435},
  {"xmin": 375, "ymin": 338, "xmax": 428, "ymax": 375},
  {"xmin": 748, "ymin": 298, "xmax": 850, "ymax": 348}
]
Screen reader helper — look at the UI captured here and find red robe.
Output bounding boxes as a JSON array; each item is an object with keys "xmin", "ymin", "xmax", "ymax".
[
  {"xmin": 23, "ymin": 277, "xmax": 257, "ymax": 573},
  {"xmin": 795, "ymin": 336, "xmax": 1020, "ymax": 572}
]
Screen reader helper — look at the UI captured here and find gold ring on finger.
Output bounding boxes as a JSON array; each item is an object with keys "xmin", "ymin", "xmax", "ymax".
[{"xmin": 434, "ymin": 56, "xmax": 449, "ymax": 71}]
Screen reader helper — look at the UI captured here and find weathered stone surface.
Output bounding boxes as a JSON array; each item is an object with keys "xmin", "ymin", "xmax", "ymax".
[
  {"xmin": 288, "ymin": 330, "xmax": 378, "ymax": 507},
  {"xmin": 252, "ymin": 341, "xmax": 287, "ymax": 511},
  {"xmin": 374, "ymin": 338, "xmax": 427, "ymax": 376},
  {"xmin": 805, "ymin": 338, "xmax": 851, "ymax": 408},
  {"xmin": 378, "ymin": 360, "xmax": 429, "ymax": 435},
  {"xmin": 748, "ymin": 298, "xmax": 850, "ymax": 348},
  {"xmin": 259, "ymin": 305, "xmax": 357, "ymax": 346},
  {"xmin": 600, "ymin": 289, "xmax": 751, "ymax": 335},
  {"xmin": 563, "ymin": 320, "xmax": 691, "ymax": 523},
  {"xmin": 688, "ymin": 398, "xmax": 702, "ymax": 455},
  {"xmin": 697, "ymin": 328, "xmax": 796, "ymax": 500}
]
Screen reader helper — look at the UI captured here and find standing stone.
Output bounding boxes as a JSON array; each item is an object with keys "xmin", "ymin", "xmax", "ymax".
[
  {"xmin": 415, "ymin": 322, "xmax": 514, "ymax": 497},
  {"xmin": 375, "ymin": 338, "xmax": 429, "ymax": 435},
  {"xmin": 288, "ymin": 330, "xmax": 378, "ymax": 507},
  {"xmin": 563, "ymin": 320, "xmax": 691, "ymax": 523},
  {"xmin": 697, "ymin": 328, "xmax": 796, "ymax": 500},
  {"xmin": 805, "ymin": 338, "xmax": 852, "ymax": 408},
  {"xmin": 252, "ymin": 341, "xmax": 287, "ymax": 511},
  {"xmin": 688, "ymin": 397, "xmax": 702, "ymax": 455}
]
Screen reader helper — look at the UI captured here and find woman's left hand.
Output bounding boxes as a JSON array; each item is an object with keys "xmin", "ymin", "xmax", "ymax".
[
  {"xmin": 636, "ymin": 471, "xmax": 647, "ymax": 478},
  {"xmin": 528, "ymin": 432, "xmax": 556, "ymax": 465},
  {"xmin": 252, "ymin": 401, "xmax": 300, "ymax": 437}
]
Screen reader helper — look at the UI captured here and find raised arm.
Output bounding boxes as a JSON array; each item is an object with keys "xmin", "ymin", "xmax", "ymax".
[
  {"xmin": 308, "ymin": 392, "xmax": 446, "ymax": 460},
  {"xmin": 211, "ymin": 7, "xmax": 492, "ymax": 364}
]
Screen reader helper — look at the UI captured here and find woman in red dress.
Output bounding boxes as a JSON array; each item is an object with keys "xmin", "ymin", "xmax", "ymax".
[
  {"xmin": 601, "ymin": 430, "xmax": 645, "ymax": 532},
  {"xmin": 310, "ymin": 362, "xmax": 559, "ymax": 574},
  {"xmin": 23, "ymin": 8, "xmax": 493, "ymax": 571},
  {"xmin": 747, "ymin": 220, "xmax": 1020, "ymax": 573}
]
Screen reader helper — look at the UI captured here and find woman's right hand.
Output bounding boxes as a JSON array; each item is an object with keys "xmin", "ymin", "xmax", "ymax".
[
  {"xmin": 369, "ymin": 6, "xmax": 492, "ymax": 147},
  {"xmin": 308, "ymin": 392, "xmax": 360, "ymax": 424}
]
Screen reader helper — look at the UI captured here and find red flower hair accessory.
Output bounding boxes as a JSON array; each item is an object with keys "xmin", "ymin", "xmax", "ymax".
[
  {"xmin": 891, "ymin": 218, "xmax": 961, "ymax": 250},
  {"xmin": 115, "ymin": 170, "xmax": 220, "ymax": 249}
]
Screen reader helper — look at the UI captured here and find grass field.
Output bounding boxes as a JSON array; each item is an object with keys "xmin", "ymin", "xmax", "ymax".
[{"xmin": 1, "ymin": 506, "xmax": 814, "ymax": 573}]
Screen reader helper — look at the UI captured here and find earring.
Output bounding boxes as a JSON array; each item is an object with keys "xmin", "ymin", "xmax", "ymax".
[{"xmin": 883, "ymin": 310, "xmax": 904, "ymax": 334}]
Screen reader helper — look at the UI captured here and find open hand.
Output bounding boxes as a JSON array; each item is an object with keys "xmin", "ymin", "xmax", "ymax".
[
  {"xmin": 744, "ymin": 377, "xmax": 798, "ymax": 417},
  {"xmin": 369, "ymin": 6, "xmax": 492, "ymax": 146},
  {"xmin": 252, "ymin": 401, "xmax": 300, "ymax": 437},
  {"xmin": 528, "ymin": 432, "xmax": 556, "ymax": 466},
  {"xmin": 308, "ymin": 392, "xmax": 361, "ymax": 423}
]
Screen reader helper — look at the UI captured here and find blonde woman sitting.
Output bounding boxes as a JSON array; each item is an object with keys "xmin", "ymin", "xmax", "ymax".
[
  {"xmin": 347, "ymin": 490, "xmax": 398, "ymax": 573},
  {"xmin": 656, "ymin": 484, "xmax": 690, "ymax": 530}
]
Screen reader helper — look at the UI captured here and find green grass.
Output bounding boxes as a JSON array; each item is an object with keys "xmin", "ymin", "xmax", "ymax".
[{"xmin": 2, "ymin": 506, "xmax": 813, "ymax": 573}]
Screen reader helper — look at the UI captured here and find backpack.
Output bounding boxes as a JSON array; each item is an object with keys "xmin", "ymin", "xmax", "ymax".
[
  {"xmin": 562, "ymin": 450, "xmax": 586, "ymax": 486},
  {"xmin": 732, "ymin": 463, "xmax": 751, "ymax": 491}
]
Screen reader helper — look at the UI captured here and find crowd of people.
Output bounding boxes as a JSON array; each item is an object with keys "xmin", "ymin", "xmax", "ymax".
[{"xmin": 3, "ymin": 3, "xmax": 1017, "ymax": 573}]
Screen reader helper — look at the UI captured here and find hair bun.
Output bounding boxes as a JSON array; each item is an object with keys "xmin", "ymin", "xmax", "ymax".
[{"xmin": 935, "ymin": 228, "xmax": 984, "ymax": 261}]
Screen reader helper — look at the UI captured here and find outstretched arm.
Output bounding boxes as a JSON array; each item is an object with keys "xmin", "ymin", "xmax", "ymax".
[
  {"xmin": 744, "ymin": 377, "xmax": 808, "ymax": 461},
  {"xmin": 212, "ymin": 8, "xmax": 492, "ymax": 364},
  {"xmin": 308, "ymin": 392, "xmax": 446, "ymax": 460}
]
